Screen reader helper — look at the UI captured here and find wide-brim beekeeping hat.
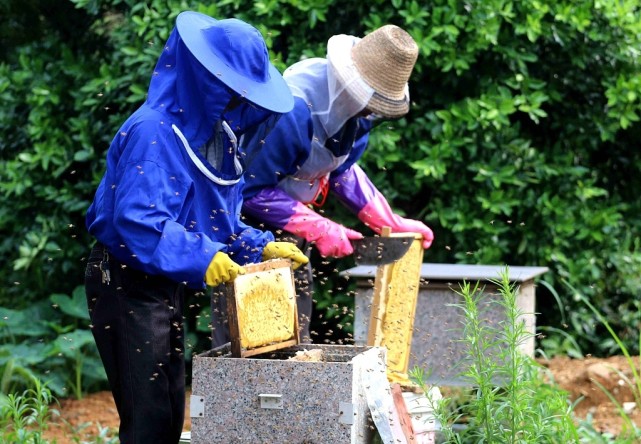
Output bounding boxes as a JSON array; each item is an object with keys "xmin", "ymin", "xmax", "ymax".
[
  {"xmin": 176, "ymin": 11, "xmax": 293, "ymax": 114},
  {"xmin": 327, "ymin": 25, "xmax": 418, "ymax": 119}
]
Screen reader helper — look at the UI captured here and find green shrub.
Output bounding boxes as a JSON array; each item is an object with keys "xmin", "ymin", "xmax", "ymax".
[
  {"xmin": 573, "ymin": 281, "xmax": 641, "ymax": 441},
  {"xmin": 1, "ymin": 0, "xmax": 640, "ymax": 360},
  {"xmin": 411, "ymin": 269, "xmax": 641, "ymax": 443}
]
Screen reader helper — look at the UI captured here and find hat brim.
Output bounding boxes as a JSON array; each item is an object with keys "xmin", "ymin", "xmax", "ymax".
[
  {"xmin": 366, "ymin": 92, "xmax": 410, "ymax": 119},
  {"xmin": 327, "ymin": 34, "xmax": 410, "ymax": 119},
  {"xmin": 176, "ymin": 12, "xmax": 293, "ymax": 114}
]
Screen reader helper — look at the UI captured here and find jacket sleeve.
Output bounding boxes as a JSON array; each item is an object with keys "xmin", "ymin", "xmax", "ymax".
[
  {"xmin": 242, "ymin": 186, "xmax": 300, "ymax": 230},
  {"xmin": 329, "ymin": 163, "xmax": 378, "ymax": 215},
  {"xmin": 243, "ymin": 186, "xmax": 362, "ymax": 257},
  {"xmin": 330, "ymin": 164, "xmax": 434, "ymax": 248},
  {"xmin": 242, "ymin": 98, "xmax": 313, "ymax": 200},
  {"xmin": 241, "ymin": 97, "xmax": 314, "ymax": 231},
  {"xmin": 102, "ymin": 121, "xmax": 239, "ymax": 288},
  {"xmin": 227, "ymin": 182, "xmax": 275, "ymax": 265}
]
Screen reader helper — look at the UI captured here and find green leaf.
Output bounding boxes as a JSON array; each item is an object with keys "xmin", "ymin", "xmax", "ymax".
[
  {"xmin": 0, "ymin": 306, "xmax": 51, "ymax": 339},
  {"xmin": 50, "ymin": 286, "xmax": 89, "ymax": 320},
  {"xmin": 73, "ymin": 150, "xmax": 92, "ymax": 162},
  {"xmin": 0, "ymin": 342, "xmax": 49, "ymax": 367},
  {"xmin": 51, "ymin": 329, "xmax": 96, "ymax": 358}
]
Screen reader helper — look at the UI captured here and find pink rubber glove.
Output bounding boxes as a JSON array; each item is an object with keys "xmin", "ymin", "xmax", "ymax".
[
  {"xmin": 284, "ymin": 202, "xmax": 363, "ymax": 258},
  {"xmin": 357, "ymin": 194, "xmax": 434, "ymax": 249},
  {"xmin": 331, "ymin": 165, "xmax": 434, "ymax": 249}
]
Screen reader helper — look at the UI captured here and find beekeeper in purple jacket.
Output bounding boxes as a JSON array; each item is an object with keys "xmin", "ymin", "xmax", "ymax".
[
  {"xmin": 242, "ymin": 25, "xmax": 434, "ymax": 342},
  {"xmin": 84, "ymin": 12, "xmax": 307, "ymax": 443}
]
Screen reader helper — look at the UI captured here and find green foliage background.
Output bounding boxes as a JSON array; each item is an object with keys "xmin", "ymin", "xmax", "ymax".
[{"xmin": 1, "ymin": 0, "xmax": 640, "ymax": 362}]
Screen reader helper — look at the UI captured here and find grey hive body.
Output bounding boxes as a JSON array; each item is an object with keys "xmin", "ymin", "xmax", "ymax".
[
  {"xmin": 190, "ymin": 344, "xmax": 385, "ymax": 443},
  {"xmin": 342, "ymin": 263, "xmax": 548, "ymax": 386}
]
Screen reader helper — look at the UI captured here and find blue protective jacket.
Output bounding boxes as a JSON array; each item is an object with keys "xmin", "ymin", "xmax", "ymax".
[
  {"xmin": 242, "ymin": 97, "xmax": 370, "ymax": 202},
  {"xmin": 86, "ymin": 27, "xmax": 274, "ymax": 289}
]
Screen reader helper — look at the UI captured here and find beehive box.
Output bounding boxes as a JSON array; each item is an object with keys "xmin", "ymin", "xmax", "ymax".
[{"xmin": 190, "ymin": 344, "xmax": 386, "ymax": 443}]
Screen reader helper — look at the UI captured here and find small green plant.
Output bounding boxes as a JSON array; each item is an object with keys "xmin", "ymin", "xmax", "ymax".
[
  {"xmin": 69, "ymin": 422, "xmax": 119, "ymax": 444},
  {"xmin": 0, "ymin": 377, "xmax": 58, "ymax": 444},
  {"xmin": 411, "ymin": 267, "xmax": 581, "ymax": 443}
]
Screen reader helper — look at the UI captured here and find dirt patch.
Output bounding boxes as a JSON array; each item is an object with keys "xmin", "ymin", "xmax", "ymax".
[
  {"xmin": 43, "ymin": 356, "xmax": 640, "ymax": 443},
  {"xmin": 539, "ymin": 354, "xmax": 641, "ymax": 436},
  {"xmin": 44, "ymin": 390, "xmax": 192, "ymax": 443}
]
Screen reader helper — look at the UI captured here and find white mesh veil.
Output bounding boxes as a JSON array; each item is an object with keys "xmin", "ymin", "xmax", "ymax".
[{"xmin": 284, "ymin": 35, "xmax": 374, "ymax": 142}]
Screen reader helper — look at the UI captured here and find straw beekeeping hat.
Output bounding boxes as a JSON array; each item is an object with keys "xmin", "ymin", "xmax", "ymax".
[{"xmin": 327, "ymin": 25, "xmax": 418, "ymax": 118}]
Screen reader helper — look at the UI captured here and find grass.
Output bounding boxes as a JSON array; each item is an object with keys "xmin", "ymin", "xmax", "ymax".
[
  {"xmin": 570, "ymin": 282, "xmax": 641, "ymax": 442},
  {"xmin": 69, "ymin": 422, "xmax": 119, "ymax": 444}
]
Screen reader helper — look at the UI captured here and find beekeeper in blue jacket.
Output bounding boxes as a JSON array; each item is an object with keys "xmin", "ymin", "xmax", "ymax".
[{"xmin": 84, "ymin": 12, "xmax": 307, "ymax": 444}]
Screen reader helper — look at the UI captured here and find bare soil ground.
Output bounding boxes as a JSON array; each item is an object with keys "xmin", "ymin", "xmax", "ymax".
[
  {"xmin": 43, "ymin": 389, "xmax": 192, "ymax": 443},
  {"xmin": 43, "ymin": 355, "xmax": 640, "ymax": 443},
  {"xmin": 539, "ymin": 354, "xmax": 641, "ymax": 436}
]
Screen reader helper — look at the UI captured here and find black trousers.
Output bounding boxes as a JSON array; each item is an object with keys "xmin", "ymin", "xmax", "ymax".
[
  {"xmin": 85, "ymin": 243, "xmax": 186, "ymax": 444},
  {"xmin": 210, "ymin": 224, "xmax": 314, "ymax": 348}
]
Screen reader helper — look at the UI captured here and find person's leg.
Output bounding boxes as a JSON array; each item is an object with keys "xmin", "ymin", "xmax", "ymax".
[
  {"xmin": 85, "ymin": 244, "xmax": 185, "ymax": 444},
  {"xmin": 168, "ymin": 286, "xmax": 186, "ymax": 442}
]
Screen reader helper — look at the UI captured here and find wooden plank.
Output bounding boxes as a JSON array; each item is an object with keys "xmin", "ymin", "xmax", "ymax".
[
  {"xmin": 240, "ymin": 339, "xmax": 299, "ymax": 358},
  {"xmin": 242, "ymin": 259, "xmax": 291, "ymax": 274},
  {"xmin": 391, "ymin": 383, "xmax": 416, "ymax": 442}
]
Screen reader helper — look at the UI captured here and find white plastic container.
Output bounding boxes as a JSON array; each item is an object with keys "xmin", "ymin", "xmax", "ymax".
[{"xmin": 402, "ymin": 387, "xmax": 442, "ymax": 443}]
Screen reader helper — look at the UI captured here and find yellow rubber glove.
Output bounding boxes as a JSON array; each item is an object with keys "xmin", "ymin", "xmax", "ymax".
[
  {"xmin": 205, "ymin": 252, "xmax": 246, "ymax": 287},
  {"xmin": 262, "ymin": 241, "xmax": 309, "ymax": 270}
]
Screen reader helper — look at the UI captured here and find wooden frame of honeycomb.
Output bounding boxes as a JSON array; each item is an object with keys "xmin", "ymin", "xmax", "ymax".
[
  {"xmin": 225, "ymin": 259, "xmax": 300, "ymax": 358},
  {"xmin": 367, "ymin": 227, "xmax": 423, "ymax": 385}
]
